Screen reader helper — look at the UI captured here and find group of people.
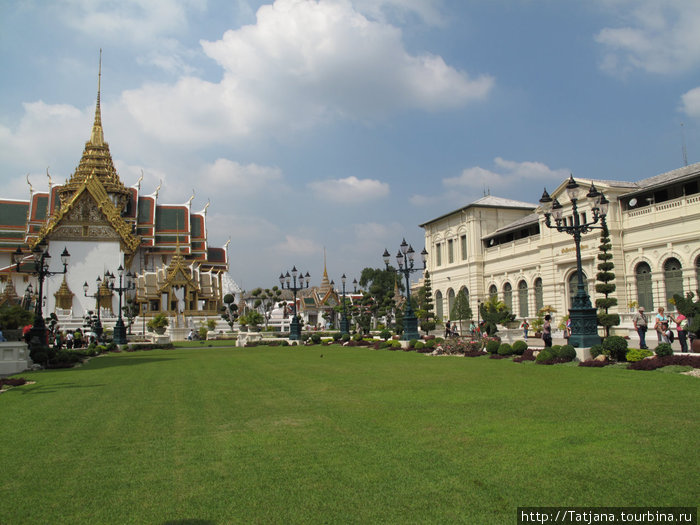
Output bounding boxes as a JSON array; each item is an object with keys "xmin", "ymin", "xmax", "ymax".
[{"xmin": 633, "ymin": 306, "xmax": 690, "ymax": 353}]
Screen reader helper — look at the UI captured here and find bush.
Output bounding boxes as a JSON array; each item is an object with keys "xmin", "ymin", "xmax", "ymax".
[
  {"xmin": 512, "ymin": 340, "xmax": 528, "ymax": 355},
  {"xmin": 485, "ymin": 339, "xmax": 500, "ymax": 354},
  {"xmin": 310, "ymin": 333, "xmax": 322, "ymax": 344},
  {"xmin": 414, "ymin": 341, "xmax": 425, "ymax": 351},
  {"xmin": 341, "ymin": 333, "xmax": 351, "ymax": 343},
  {"xmin": 513, "ymin": 348, "xmax": 536, "ymax": 362},
  {"xmin": 352, "ymin": 333, "xmax": 363, "ymax": 342},
  {"xmin": 379, "ymin": 329, "xmax": 391, "ymax": 341},
  {"xmin": 559, "ymin": 344, "xmax": 577, "ymax": 361},
  {"xmin": 654, "ymin": 343, "xmax": 673, "ymax": 357},
  {"xmin": 332, "ymin": 332, "xmax": 342, "ymax": 341},
  {"xmin": 497, "ymin": 343, "xmax": 513, "ymax": 356},
  {"xmin": 626, "ymin": 348, "xmax": 653, "ymax": 362},
  {"xmin": 409, "ymin": 339, "xmax": 419, "ymax": 348},
  {"xmin": 602, "ymin": 335, "xmax": 628, "ymax": 361},
  {"xmin": 628, "ymin": 354, "xmax": 700, "ymax": 371},
  {"xmin": 535, "ymin": 349, "xmax": 555, "ymax": 364},
  {"xmin": 589, "ymin": 344, "xmax": 604, "ymax": 359},
  {"xmin": 389, "ymin": 340, "xmax": 402, "ymax": 350},
  {"xmin": 550, "ymin": 345, "xmax": 562, "ymax": 357},
  {"xmin": 425, "ymin": 339, "xmax": 437, "ymax": 350}
]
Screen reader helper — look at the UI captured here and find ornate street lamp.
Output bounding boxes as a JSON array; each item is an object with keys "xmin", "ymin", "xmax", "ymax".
[
  {"xmin": 383, "ymin": 239, "xmax": 428, "ymax": 341},
  {"xmin": 279, "ymin": 267, "xmax": 310, "ymax": 340},
  {"xmin": 339, "ymin": 274, "xmax": 351, "ymax": 336},
  {"xmin": 83, "ymin": 275, "xmax": 107, "ymax": 342},
  {"xmin": 13, "ymin": 241, "xmax": 70, "ymax": 351},
  {"xmin": 539, "ymin": 174, "xmax": 609, "ymax": 347},
  {"xmin": 107, "ymin": 264, "xmax": 135, "ymax": 345}
]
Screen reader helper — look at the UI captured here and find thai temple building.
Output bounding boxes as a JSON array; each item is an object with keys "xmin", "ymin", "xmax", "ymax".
[{"xmin": 0, "ymin": 66, "xmax": 229, "ymax": 329}]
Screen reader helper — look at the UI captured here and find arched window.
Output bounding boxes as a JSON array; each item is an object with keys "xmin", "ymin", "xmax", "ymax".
[
  {"xmin": 489, "ymin": 284, "xmax": 497, "ymax": 300},
  {"xmin": 635, "ymin": 262, "xmax": 653, "ymax": 311},
  {"xmin": 460, "ymin": 286, "xmax": 469, "ymax": 309},
  {"xmin": 664, "ymin": 257, "xmax": 683, "ymax": 309},
  {"xmin": 435, "ymin": 291, "xmax": 443, "ymax": 321},
  {"xmin": 447, "ymin": 289, "xmax": 456, "ymax": 319},
  {"xmin": 518, "ymin": 280, "xmax": 529, "ymax": 318},
  {"xmin": 534, "ymin": 278, "xmax": 543, "ymax": 313},
  {"xmin": 503, "ymin": 282, "xmax": 513, "ymax": 311},
  {"xmin": 568, "ymin": 271, "xmax": 588, "ymax": 308}
]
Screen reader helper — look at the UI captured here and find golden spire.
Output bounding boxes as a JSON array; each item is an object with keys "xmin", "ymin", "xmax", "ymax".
[
  {"xmin": 91, "ymin": 49, "xmax": 104, "ymax": 146},
  {"xmin": 57, "ymin": 49, "xmax": 131, "ymax": 212}
]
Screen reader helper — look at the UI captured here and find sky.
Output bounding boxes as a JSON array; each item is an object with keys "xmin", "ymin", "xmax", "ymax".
[{"xmin": 2, "ymin": 0, "xmax": 700, "ymax": 291}]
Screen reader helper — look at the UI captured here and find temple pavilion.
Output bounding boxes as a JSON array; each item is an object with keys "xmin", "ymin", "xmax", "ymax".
[{"xmin": 0, "ymin": 67, "xmax": 229, "ymax": 329}]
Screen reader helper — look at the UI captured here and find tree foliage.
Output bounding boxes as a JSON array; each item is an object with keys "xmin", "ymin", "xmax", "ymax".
[
  {"xmin": 450, "ymin": 289, "xmax": 472, "ymax": 336},
  {"xmin": 417, "ymin": 270, "xmax": 436, "ymax": 334},
  {"xmin": 220, "ymin": 293, "xmax": 239, "ymax": 330},
  {"xmin": 479, "ymin": 295, "xmax": 512, "ymax": 336},
  {"xmin": 359, "ymin": 267, "xmax": 398, "ymax": 330},
  {"xmin": 251, "ymin": 287, "xmax": 282, "ymax": 329},
  {"xmin": 595, "ymin": 222, "xmax": 619, "ymax": 336}
]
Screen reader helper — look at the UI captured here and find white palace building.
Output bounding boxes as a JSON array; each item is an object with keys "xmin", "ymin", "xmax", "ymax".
[{"xmin": 420, "ymin": 162, "xmax": 700, "ymax": 334}]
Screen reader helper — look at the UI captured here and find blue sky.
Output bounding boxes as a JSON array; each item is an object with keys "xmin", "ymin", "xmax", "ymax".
[{"xmin": 2, "ymin": 0, "xmax": 700, "ymax": 290}]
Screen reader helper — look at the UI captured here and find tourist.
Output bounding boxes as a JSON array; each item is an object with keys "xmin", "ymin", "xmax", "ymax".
[
  {"xmin": 187, "ymin": 329, "xmax": 194, "ymax": 341},
  {"xmin": 671, "ymin": 313, "xmax": 689, "ymax": 353},
  {"xmin": 66, "ymin": 330, "xmax": 74, "ymax": 349},
  {"xmin": 0, "ymin": 327, "xmax": 6, "ymax": 342},
  {"xmin": 520, "ymin": 319, "xmax": 529, "ymax": 339},
  {"xmin": 445, "ymin": 320, "xmax": 451, "ymax": 338},
  {"xmin": 632, "ymin": 306, "xmax": 648, "ymax": 349},
  {"xmin": 542, "ymin": 315, "xmax": 552, "ymax": 348},
  {"xmin": 654, "ymin": 307, "xmax": 668, "ymax": 343}
]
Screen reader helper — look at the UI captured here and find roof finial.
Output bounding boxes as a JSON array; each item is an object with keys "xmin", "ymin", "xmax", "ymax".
[
  {"xmin": 26, "ymin": 174, "xmax": 33, "ymax": 194},
  {"xmin": 90, "ymin": 49, "xmax": 105, "ymax": 146}
]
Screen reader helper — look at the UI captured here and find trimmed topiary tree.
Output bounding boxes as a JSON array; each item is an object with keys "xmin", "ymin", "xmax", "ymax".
[{"xmin": 595, "ymin": 222, "xmax": 620, "ymax": 337}]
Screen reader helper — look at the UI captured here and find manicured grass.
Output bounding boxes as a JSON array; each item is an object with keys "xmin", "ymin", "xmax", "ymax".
[{"xmin": 0, "ymin": 347, "xmax": 698, "ymax": 524}]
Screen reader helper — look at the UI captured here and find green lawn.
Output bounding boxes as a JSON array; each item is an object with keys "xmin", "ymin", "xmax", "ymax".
[{"xmin": 0, "ymin": 346, "xmax": 698, "ymax": 524}]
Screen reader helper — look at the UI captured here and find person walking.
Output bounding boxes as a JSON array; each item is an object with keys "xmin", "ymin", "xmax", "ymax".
[
  {"xmin": 520, "ymin": 319, "xmax": 529, "ymax": 339},
  {"xmin": 444, "ymin": 320, "xmax": 451, "ymax": 338},
  {"xmin": 632, "ymin": 306, "xmax": 648, "ymax": 349},
  {"xmin": 542, "ymin": 315, "xmax": 552, "ymax": 348}
]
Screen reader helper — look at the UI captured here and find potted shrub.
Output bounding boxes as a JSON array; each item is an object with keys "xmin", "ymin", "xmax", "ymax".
[{"xmin": 147, "ymin": 313, "xmax": 169, "ymax": 334}]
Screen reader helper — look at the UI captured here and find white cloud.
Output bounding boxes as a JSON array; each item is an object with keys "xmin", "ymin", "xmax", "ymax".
[
  {"xmin": 120, "ymin": 0, "xmax": 492, "ymax": 145},
  {"xmin": 594, "ymin": 0, "xmax": 700, "ymax": 75},
  {"xmin": 200, "ymin": 159, "xmax": 284, "ymax": 195},
  {"xmin": 0, "ymin": 101, "xmax": 92, "ymax": 194},
  {"xmin": 412, "ymin": 158, "xmax": 568, "ymax": 209},
  {"xmin": 275, "ymin": 234, "xmax": 322, "ymax": 256},
  {"xmin": 681, "ymin": 87, "xmax": 700, "ymax": 118},
  {"xmin": 308, "ymin": 176, "xmax": 389, "ymax": 202},
  {"xmin": 49, "ymin": 0, "xmax": 206, "ymax": 73},
  {"xmin": 353, "ymin": 0, "xmax": 446, "ymax": 26},
  {"xmin": 442, "ymin": 158, "xmax": 567, "ymax": 193}
]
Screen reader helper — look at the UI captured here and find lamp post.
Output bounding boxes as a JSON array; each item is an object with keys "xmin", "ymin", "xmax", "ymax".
[
  {"xmin": 279, "ymin": 267, "xmax": 310, "ymax": 340},
  {"xmin": 539, "ymin": 174, "xmax": 609, "ymax": 348},
  {"xmin": 12, "ymin": 241, "xmax": 70, "ymax": 351},
  {"xmin": 83, "ymin": 276, "xmax": 107, "ymax": 342},
  {"xmin": 383, "ymin": 239, "xmax": 428, "ymax": 341},
  {"xmin": 107, "ymin": 264, "xmax": 135, "ymax": 345},
  {"xmin": 339, "ymin": 274, "xmax": 351, "ymax": 336}
]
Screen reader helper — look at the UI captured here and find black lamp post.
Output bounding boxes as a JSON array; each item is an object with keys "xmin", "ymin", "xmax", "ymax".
[
  {"xmin": 539, "ymin": 174, "xmax": 609, "ymax": 348},
  {"xmin": 383, "ymin": 239, "xmax": 428, "ymax": 341},
  {"xmin": 339, "ymin": 274, "xmax": 351, "ymax": 336},
  {"xmin": 279, "ymin": 267, "xmax": 310, "ymax": 340},
  {"xmin": 83, "ymin": 276, "xmax": 108, "ymax": 342},
  {"xmin": 107, "ymin": 265, "xmax": 135, "ymax": 345},
  {"xmin": 13, "ymin": 241, "xmax": 70, "ymax": 351}
]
